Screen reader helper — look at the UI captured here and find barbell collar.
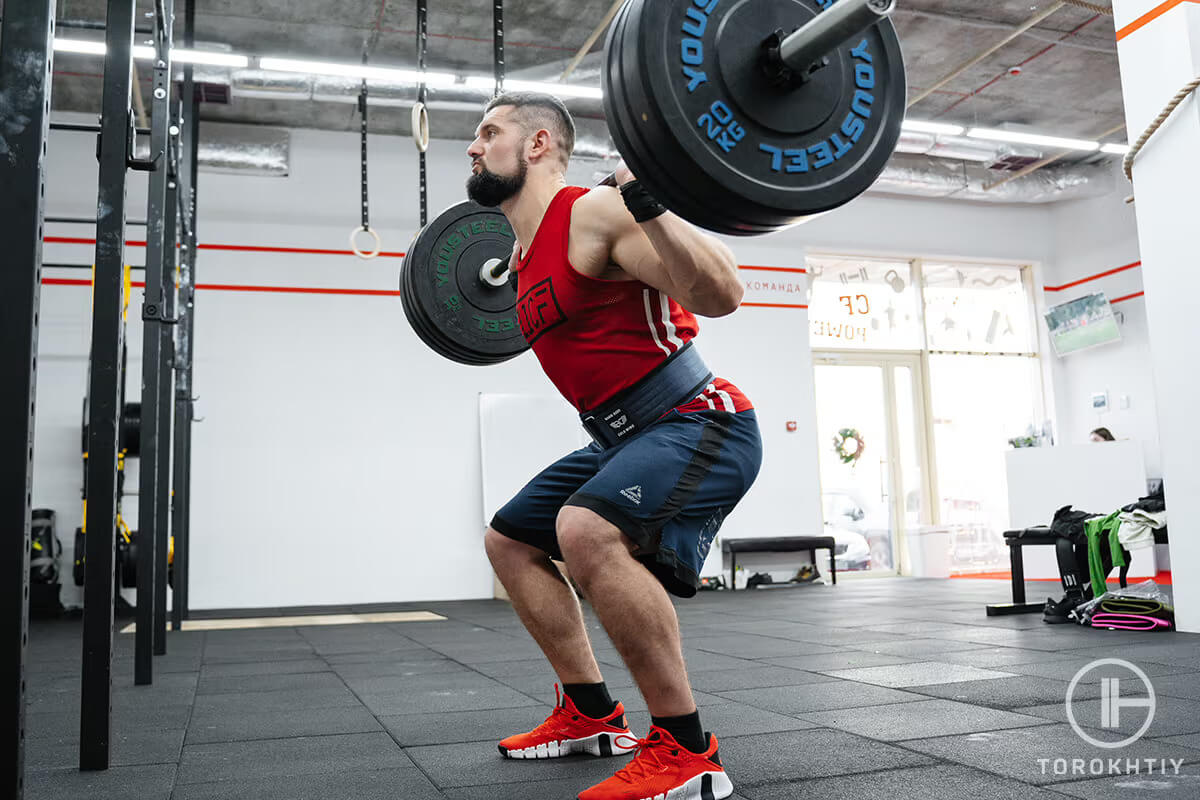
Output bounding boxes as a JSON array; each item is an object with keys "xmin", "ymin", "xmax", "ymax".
[
  {"xmin": 481, "ymin": 257, "xmax": 511, "ymax": 286},
  {"xmin": 777, "ymin": 0, "xmax": 895, "ymax": 79}
]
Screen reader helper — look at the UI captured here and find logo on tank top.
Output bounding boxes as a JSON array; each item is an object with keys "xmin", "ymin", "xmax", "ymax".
[{"xmin": 517, "ymin": 277, "xmax": 568, "ymax": 345}]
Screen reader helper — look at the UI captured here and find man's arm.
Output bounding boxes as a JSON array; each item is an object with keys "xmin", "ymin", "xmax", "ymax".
[{"xmin": 575, "ymin": 176, "xmax": 744, "ymax": 317}]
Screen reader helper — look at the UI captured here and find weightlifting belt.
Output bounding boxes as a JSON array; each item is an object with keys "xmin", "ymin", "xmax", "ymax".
[{"xmin": 580, "ymin": 342, "xmax": 713, "ymax": 450}]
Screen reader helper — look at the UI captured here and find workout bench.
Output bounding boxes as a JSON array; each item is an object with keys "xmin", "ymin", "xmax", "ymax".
[
  {"xmin": 985, "ymin": 526, "xmax": 1168, "ymax": 616},
  {"xmin": 722, "ymin": 536, "xmax": 837, "ymax": 590}
]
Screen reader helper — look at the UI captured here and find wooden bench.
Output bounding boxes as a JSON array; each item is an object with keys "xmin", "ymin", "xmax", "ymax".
[
  {"xmin": 722, "ymin": 536, "xmax": 837, "ymax": 590},
  {"xmin": 985, "ymin": 526, "xmax": 1167, "ymax": 616}
]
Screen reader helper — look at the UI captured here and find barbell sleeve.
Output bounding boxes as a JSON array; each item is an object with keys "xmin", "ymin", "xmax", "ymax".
[{"xmin": 778, "ymin": 0, "xmax": 895, "ymax": 76}]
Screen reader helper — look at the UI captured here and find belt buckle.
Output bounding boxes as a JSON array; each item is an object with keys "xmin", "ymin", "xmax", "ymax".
[
  {"xmin": 601, "ymin": 405, "xmax": 638, "ymax": 447},
  {"xmin": 582, "ymin": 405, "xmax": 638, "ymax": 449}
]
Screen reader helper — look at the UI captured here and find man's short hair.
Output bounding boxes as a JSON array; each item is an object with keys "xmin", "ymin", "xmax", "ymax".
[{"xmin": 485, "ymin": 92, "xmax": 576, "ymax": 167}]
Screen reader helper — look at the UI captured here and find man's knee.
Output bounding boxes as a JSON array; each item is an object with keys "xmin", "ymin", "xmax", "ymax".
[
  {"xmin": 556, "ymin": 506, "xmax": 633, "ymax": 580},
  {"xmin": 485, "ymin": 526, "xmax": 539, "ymax": 569}
]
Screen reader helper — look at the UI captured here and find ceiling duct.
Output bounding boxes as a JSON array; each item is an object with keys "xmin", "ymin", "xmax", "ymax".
[
  {"xmin": 220, "ymin": 68, "xmax": 1115, "ymax": 201},
  {"xmin": 872, "ymin": 154, "xmax": 1115, "ymax": 203},
  {"xmin": 543, "ymin": 134, "xmax": 1111, "ymax": 203},
  {"xmin": 173, "ymin": 58, "xmax": 235, "ymax": 105},
  {"xmin": 894, "ymin": 131, "xmax": 1043, "ymax": 170},
  {"xmin": 232, "ymin": 70, "xmax": 604, "ymax": 117},
  {"xmin": 135, "ymin": 122, "xmax": 289, "ymax": 176}
]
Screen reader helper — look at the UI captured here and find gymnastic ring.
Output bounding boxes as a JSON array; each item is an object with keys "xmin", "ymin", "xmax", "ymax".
[
  {"xmin": 350, "ymin": 226, "xmax": 382, "ymax": 260},
  {"xmin": 412, "ymin": 103, "xmax": 430, "ymax": 153}
]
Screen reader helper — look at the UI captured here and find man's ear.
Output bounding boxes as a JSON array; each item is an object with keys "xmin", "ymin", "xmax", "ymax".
[{"xmin": 527, "ymin": 128, "xmax": 554, "ymax": 163}]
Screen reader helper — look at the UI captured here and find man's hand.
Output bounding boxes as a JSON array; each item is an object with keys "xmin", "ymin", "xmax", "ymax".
[{"xmin": 613, "ymin": 160, "xmax": 636, "ymax": 187}]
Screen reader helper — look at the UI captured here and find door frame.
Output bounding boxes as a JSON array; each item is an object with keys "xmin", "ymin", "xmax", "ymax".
[{"xmin": 811, "ymin": 350, "xmax": 937, "ymax": 576}]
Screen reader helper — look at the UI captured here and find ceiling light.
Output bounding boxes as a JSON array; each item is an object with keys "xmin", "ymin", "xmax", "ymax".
[
  {"xmin": 55, "ymin": 38, "xmax": 249, "ymax": 68},
  {"xmin": 1100, "ymin": 142, "xmax": 1131, "ymax": 155},
  {"xmin": 53, "ymin": 38, "xmax": 106, "ymax": 55},
  {"xmin": 464, "ymin": 77, "xmax": 603, "ymax": 99},
  {"xmin": 175, "ymin": 50, "xmax": 250, "ymax": 68},
  {"xmin": 901, "ymin": 119, "xmax": 965, "ymax": 136},
  {"xmin": 967, "ymin": 127, "xmax": 1099, "ymax": 151},
  {"xmin": 259, "ymin": 57, "xmax": 457, "ymax": 86}
]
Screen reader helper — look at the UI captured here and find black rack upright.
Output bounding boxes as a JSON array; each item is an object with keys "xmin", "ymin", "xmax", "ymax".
[{"xmin": 0, "ymin": 2, "xmax": 57, "ymax": 795}]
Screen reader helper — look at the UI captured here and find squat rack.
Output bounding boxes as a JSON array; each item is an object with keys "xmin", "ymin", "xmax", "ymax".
[
  {"xmin": 3, "ymin": 0, "xmax": 509, "ymax": 791},
  {"xmin": 0, "ymin": 0, "xmax": 201, "ymax": 790}
]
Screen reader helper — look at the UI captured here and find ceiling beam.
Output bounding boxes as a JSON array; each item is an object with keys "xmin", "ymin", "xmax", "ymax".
[{"xmin": 559, "ymin": 0, "xmax": 623, "ymax": 82}]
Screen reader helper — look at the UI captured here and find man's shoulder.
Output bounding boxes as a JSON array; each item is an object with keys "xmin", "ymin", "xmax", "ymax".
[{"xmin": 568, "ymin": 184, "xmax": 626, "ymax": 232}]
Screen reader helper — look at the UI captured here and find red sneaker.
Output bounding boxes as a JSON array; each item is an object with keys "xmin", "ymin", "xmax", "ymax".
[
  {"xmin": 498, "ymin": 684, "xmax": 636, "ymax": 760},
  {"xmin": 577, "ymin": 725, "xmax": 734, "ymax": 800}
]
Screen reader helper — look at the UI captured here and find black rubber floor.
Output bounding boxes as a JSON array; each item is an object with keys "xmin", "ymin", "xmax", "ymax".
[{"xmin": 22, "ymin": 578, "xmax": 1200, "ymax": 799}]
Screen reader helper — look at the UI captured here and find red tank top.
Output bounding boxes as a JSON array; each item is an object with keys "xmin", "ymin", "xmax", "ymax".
[{"xmin": 513, "ymin": 186, "xmax": 752, "ymax": 415}]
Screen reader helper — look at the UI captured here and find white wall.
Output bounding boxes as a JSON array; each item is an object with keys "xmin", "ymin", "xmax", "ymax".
[
  {"xmin": 1112, "ymin": 0, "xmax": 1200, "ymax": 630},
  {"xmin": 37, "ymin": 114, "xmax": 1111, "ymax": 611},
  {"xmin": 1046, "ymin": 165, "xmax": 1161, "ymax": 478}
]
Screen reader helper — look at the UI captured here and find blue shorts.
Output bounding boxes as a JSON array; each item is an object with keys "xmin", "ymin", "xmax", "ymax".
[{"xmin": 490, "ymin": 410, "xmax": 762, "ymax": 598}]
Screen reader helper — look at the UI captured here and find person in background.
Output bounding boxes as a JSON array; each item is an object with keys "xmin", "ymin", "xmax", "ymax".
[{"xmin": 1090, "ymin": 427, "xmax": 1116, "ymax": 442}]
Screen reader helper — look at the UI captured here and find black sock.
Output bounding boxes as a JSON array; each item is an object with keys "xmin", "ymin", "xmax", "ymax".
[
  {"xmin": 651, "ymin": 710, "xmax": 708, "ymax": 754},
  {"xmin": 563, "ymin": 682, "xmax": 617, "ymax": 719}
]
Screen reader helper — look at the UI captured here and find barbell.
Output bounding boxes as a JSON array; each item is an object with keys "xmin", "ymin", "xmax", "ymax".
[
  {"xmin": 401, "ymin": 0, "xmax": 907, "ymax": 364},
  {"xmin": 604, "ymin": 0, "xmax": 905, "ymax": 235}
]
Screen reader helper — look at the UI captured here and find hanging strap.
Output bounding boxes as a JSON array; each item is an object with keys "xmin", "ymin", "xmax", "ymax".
[
  {"xmin": 349, "ymin": 60, "xmax": 381, "ymax": 259},
  {"xmin": 417, "ymin": 0, "xmax": 428, "ymax": 226},
  {"xmin": 493, "ymin": 0, "xmax": 504, "ymax": 96},
  {"xmin": 358, "ymin": 73, "xmax": 369, "ymax": 232}
]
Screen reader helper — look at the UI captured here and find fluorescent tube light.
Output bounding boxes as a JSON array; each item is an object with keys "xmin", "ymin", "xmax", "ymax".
[
  {"xmin": 175, "ymin": 50, "xmax": 250, "ymax": 67},
  {"xmin": 967, "ymin": 127, "xmax": 1099, "ymax": 151},
  {"xmin": 259, "ymin": 57, "xmax": 457, "ymax": 86},
  {"xmin": 1100, "ymin": 142, "xmax": 1131, "ymax": 155},
  {"xmin": 53, "ymin": 38, "xmax": 107, "ymax": 55},
  {"xmin": 901, "ymin": 119, "xmax": 965, "ymax": 136},
  {"xmin": 55, "ymin": 38, "xmax": 249, "ymax": 68}
]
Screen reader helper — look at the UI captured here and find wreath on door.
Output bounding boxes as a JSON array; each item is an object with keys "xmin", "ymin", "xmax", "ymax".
[{"xmin": 833, "ymin": 428, "xmax": 866, "ymax": 465}]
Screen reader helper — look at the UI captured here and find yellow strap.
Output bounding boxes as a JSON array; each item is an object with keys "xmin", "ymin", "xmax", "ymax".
[
  {"xmin": 89, "ymin": 263, "xmax": 133, "ymax": 321},
  {"xmin": 123, "ymin": 264, "xmax": 132, "ymax": 321}
]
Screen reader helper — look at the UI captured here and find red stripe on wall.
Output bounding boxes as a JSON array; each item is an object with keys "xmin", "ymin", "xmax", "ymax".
[
  {"xmin": 1111, "ymin": 291, "xmax": 1146, "ymax": 304},
  {"xmin": 45, "ymin": 235, "xmax": 813, "ymax": 272},
  {"xmin": 42, "ymin": 275, "xmax": 814, "ymax": 309},
  {"xmin": 1116, "ymin": 0, "xmax": 1199, "ymax": 41},
  {"xmin": 1043, "ymin": 261, "xmax": 1142, "ymax": 292},
  {"xmin": 740, "ymin": 265, "xmax": 807, "ymax": 274},
  {"xmin": 195, "ymin": 283, "xmax": 403, "ymax": 297},
  {"xmin": 41, "ymin": 278, "xmax": 93, "ymax": 287},
  {"xmin": 44, "ymin": 236, "xmax": 135, "ymax": 247},
  {"xmin": 44, "ymin": 235, "xmax": 407, "ymax": 258},
  {"xmin": 198, "ymin": 243, "xmax": 407, "ymax": 258}
]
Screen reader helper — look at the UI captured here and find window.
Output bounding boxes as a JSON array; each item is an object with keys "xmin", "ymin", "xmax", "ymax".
[
  {"xmin": 809, "ymin": 255, "xmax": 1045, "ymax": 574},
  {"xmin": 807, "ymin": 256, "xmax": 923, "ymax": 351},
  {"xmin": 923, "ymin": 262, "xmax": 1034, "ymax": 353}
]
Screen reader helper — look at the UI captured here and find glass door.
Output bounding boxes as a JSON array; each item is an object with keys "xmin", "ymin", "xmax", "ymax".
[{"xmin": 812, "ymin": 353, "xmax": 931, "ymax": 575}]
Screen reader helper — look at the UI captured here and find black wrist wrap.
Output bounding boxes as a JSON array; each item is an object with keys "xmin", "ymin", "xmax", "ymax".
[{"xmin": 619, "ymin": 180, "xmax": 667, "ymax": 223}]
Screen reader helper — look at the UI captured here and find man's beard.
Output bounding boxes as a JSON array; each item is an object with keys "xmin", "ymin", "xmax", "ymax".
[{"xmin": 466, "ymin": 156, "xmax": 528, "ymax": 207}]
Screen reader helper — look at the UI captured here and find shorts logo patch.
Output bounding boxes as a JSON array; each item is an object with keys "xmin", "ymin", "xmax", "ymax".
[
  {"xmin": 697, "ymin": 510, "xmax": 725, "ymax": 560},
  {"xmin": 620, "ymin": 485, "xmax": 643, "ymax": 505}
]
